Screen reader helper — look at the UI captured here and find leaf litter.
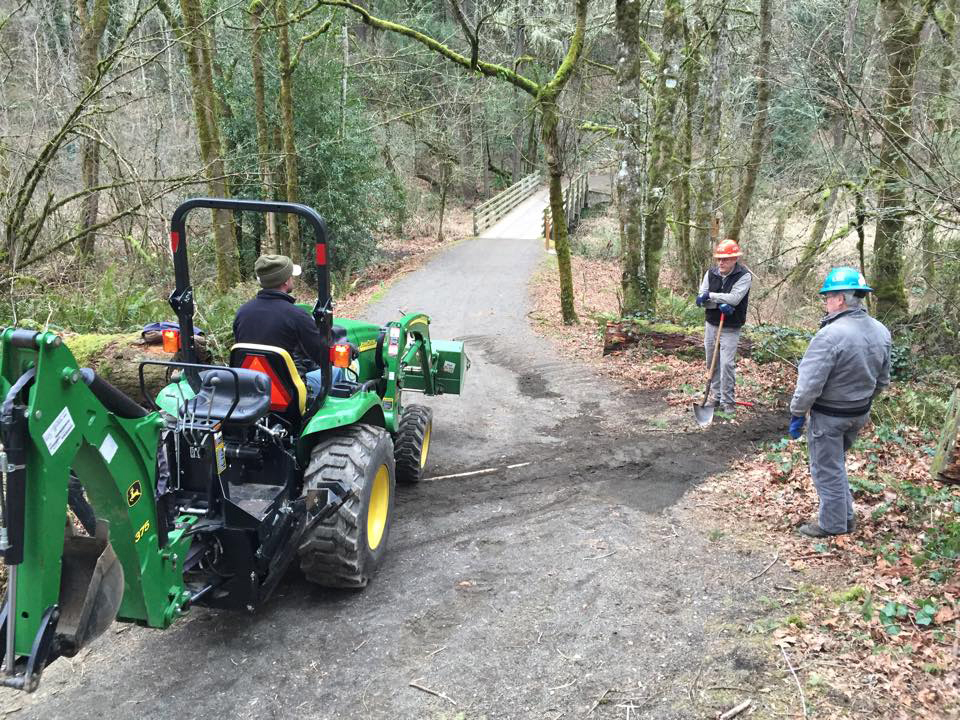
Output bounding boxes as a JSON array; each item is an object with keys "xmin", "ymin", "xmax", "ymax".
[{"xmin": 530, "ymin": 251, "xmax": 960, "ymax": 719}]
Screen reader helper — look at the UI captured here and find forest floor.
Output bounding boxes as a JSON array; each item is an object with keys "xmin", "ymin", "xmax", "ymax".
[{"xmin": 528, "ymin": 214, "xmax": 959, "ymax": 719}]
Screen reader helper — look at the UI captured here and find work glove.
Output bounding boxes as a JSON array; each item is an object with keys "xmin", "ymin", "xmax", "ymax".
[
  {"xmin": 695, "ymin": 292, "xmax": 710, "ymax": 307},
  {"xmin": 718, "ymin": 303, "xmax": 735, "ymax": 316},
  {"xmin": 788, "ymin": 415, "xmax": 806, "ymax": 440}
]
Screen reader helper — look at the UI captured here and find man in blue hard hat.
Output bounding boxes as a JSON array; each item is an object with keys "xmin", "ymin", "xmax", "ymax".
[{"xmin": 788, "ymin": 267, "xmax": 892, "ymax": 538}]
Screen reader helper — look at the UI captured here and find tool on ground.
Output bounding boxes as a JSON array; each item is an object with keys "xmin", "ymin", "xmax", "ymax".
[
  {"xmin": 0, "ymin": 198, "xmax": 469, "ymax": 693},
  {"xmin": 693, "ymin": 314, "xmax": 725, "ymax": 427}
]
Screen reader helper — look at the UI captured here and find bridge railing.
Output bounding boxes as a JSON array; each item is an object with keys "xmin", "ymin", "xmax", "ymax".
[
  {"xmin": 472, "ymin": 172, "xmax": 541, "ymax": 236},
  {"xmin": 542, "ymin": 172, "xmax": 589, "ymax": 253}
]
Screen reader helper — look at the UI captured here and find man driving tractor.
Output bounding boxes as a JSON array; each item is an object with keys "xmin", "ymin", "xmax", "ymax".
[{"xmin": 233, "ymin": 254, "xmax": 333, "ymax": 396}]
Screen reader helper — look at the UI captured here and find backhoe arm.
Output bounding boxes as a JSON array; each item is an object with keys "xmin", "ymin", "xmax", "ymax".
[{"xmin": 0, "ymin": 329, "xmax": 193, "ymax": 691}]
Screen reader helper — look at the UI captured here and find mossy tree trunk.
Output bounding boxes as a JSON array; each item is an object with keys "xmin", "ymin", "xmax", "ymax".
[
  {"xmin": 675, "ymin": 15, "xmax": 700, "ymax": 291},
  {"xmin": 615, "ymin": 0, "xmax": 648, "ymax": 316},
  {"xmin": 726, "ymin": 0, "xmax": 772, "ymax": 244},
  {"xmin": 692, "ymin": 7, "xmax": 725, "ymax": 279},
  {"xmin": 250, "ymin": 0, "xmax": 278, "ymax": 253},
  {"xmin": 640, "ymin": 0, "xmax": 684, "ymax": 311},
  {"xmin": 75, "ymin": 0, "xmax": 111, "ymax": 259},
  {"xmin": 541, "ymin": 100, "xmax": 577, "ymax": 323},
  {"xmin": 172, "ymin": 0, "xmax": 238, "ymax": 290},
  {"xmin": 873, "ymin": 0, "xmax": 933, "ymax": 322},
  {"xmin": 277, "ymin": 0, "xmax": 301, "ymax": 263}
]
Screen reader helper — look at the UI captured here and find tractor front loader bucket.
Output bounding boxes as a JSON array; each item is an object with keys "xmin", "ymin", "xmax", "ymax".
[{"xmin": 57, "ymin": 520, "xmax": 124, "ymax": 656}]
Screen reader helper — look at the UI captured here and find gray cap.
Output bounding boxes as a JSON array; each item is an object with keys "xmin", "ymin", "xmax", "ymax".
[{"xmin": 254, "ymin": 254, "xmax": 302, "ymax": 288}]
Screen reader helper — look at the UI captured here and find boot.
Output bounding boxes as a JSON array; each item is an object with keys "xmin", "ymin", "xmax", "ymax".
[{"xmin": 798, "ymin": 522, "xmax": 848, "ymax": 538}]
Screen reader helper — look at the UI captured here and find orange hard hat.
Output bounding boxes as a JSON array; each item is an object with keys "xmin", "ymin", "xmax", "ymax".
[{"xmin": 714, "ymin": 239, "xmax": 742, "ymax": 258}]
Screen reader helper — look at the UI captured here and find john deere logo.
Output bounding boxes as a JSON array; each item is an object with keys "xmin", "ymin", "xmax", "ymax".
[{"xmin": 126, "ymin": 481, "xmax": 142, "ymax": 507}]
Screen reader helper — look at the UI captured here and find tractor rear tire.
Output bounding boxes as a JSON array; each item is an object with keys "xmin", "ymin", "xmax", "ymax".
[
  {"xmin": 298, "ymin": 425, "xmax": 396, "ymax": 588},
  {"xmin": 395, "ymin": 404, "xmax": 433, "ymax": 484}
]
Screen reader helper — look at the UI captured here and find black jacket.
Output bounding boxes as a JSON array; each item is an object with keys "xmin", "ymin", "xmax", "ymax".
[{"xmin": 233, "ymin": 290, "xmax": 325, "ymax": 374}]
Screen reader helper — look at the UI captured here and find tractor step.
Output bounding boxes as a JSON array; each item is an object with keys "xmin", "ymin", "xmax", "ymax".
[{"xmin": 227, "ymin": 482, "xmax": 286, "ymax": 521}]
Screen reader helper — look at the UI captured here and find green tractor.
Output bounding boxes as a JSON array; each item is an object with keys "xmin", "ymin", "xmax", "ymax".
[{"xmin": 0, "ymin": 198, "xmax": 467, "ymax": 692}]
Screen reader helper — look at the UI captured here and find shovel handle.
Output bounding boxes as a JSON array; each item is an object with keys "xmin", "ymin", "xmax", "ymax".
[{"xmin": 701, "ymin": 314, "xmax": 724, "ymax": 402}]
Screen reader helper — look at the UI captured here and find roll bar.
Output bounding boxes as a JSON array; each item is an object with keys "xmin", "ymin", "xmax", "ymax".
[{"xmin": 168, "ymin": 198, "xmax": 332, "ymax": 399}]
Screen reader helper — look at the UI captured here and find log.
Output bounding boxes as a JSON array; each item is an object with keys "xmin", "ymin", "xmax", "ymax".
[
  {"xmin": 603, "ymin": 320, "xmax": 753, "ymax": 358},
  {"xmin": 932, "ymin": 383, "xmax": 960, "ymax": 486},
  {"xmin": 65, "ymin": 331, "xmax": 211, "ymax": 405}
]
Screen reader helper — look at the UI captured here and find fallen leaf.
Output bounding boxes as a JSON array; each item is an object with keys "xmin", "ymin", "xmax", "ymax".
[{"xmin": 933, "ymin": 605, "xmax": 957, "ymax": 625}]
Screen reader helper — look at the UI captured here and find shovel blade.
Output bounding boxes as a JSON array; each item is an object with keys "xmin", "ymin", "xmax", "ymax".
[
  {"xmin": 693, "ymin": 403, "xmax": 715, "ymax": 427},
  {"xmin": 57, "ymin": 521, "xmax": 124, "ymax": 656}
]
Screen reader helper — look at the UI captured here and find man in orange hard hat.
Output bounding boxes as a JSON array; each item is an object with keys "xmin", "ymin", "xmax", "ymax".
[{"xmin": 695, "ymin": 239, "xmax": 753, "ymax": 414}]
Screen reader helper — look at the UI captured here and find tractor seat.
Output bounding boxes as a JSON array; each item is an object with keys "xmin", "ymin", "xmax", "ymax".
[
  {"xmin": 229, "ymin": 344, "xmax": 307, "ymax": 427},
  {"xmin": 187, "ymin": 369, "xmax": 272, "ymax": 425}
]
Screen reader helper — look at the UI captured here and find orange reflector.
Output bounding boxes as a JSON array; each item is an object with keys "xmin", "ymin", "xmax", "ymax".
[
  {"xmin": 240, "ymin": 354, "xmax": 291, "ymax": 411},
  {"xmin": 330, "ymin": 343, "xmax": 351, "ymax": 368},
  {"xmin": 161, "ymin": 329, "xmax": 180, "ymax": 353}
]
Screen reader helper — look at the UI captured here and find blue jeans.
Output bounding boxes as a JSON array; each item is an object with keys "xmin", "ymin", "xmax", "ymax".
[{"xmin": 305, "ymin": 367, "xmax": 344, "ymax": 398}]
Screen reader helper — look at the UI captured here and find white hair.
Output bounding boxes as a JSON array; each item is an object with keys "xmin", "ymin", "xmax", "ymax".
[{"xmin": 841, "ymin": 290, "xmax": 862, "ymax": 308}]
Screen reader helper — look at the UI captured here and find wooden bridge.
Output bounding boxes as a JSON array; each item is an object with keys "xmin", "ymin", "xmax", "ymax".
[{"xmin": 473, "ymin": 171, "xmax": 596, "ymax": 251}]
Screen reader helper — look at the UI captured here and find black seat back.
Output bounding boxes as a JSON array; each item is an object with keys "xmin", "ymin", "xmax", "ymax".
[{"xmin": 185, "ymin": 368, "xmax": 271, "ymax": 425}]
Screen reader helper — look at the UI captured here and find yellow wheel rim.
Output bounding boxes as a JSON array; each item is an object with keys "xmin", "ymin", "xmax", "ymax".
[
  {"xmin": 367, "ymin": 464, "xmax": 390, "ymax": 550},
  {"xmin": 420, "ymin": 423, "xmax": 432, "ymax": 469}
]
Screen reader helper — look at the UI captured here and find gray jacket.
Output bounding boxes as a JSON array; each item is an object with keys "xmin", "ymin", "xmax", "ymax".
[{"xmin": 790, "ymin": 307, "xmax": 892, "ymax": 416}]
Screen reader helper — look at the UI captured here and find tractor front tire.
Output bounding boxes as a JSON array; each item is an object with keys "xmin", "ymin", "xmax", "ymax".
[
  {"xmin": 298, "ymin": 425, "xmax": 396, "ymax": 588},
  {"xmin": 395, "ymin": 404, "xmax": 433, "ymax": 484}
]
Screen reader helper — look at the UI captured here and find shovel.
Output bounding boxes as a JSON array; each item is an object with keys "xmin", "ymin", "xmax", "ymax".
[{"xmin": 693, "ymin": 313, "xmax": 724, "ymax": 427}]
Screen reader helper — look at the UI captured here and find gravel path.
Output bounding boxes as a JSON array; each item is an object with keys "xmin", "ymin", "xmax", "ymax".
[{"xmin": 6, "ymin": 230, "xmax": 790, "ymax": 719}]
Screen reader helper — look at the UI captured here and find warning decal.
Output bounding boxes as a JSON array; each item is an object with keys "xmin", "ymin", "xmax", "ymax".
[{"xmin": 42, "ymin": 407, "xmax": 75, "ymax": 456}]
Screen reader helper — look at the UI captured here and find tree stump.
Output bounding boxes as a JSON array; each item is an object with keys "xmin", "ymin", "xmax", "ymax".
[{"xmin": 932, "ymin": 383, "xmax": 960, "ymax": 486}]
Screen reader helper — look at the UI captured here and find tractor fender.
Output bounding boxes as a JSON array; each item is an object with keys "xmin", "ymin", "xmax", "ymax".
[{"xmin": 298, "ymin": 391, "xmax": 386, "ymax": 457}]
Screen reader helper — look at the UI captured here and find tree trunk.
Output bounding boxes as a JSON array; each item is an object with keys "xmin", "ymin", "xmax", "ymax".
[
  {"xmin": 675, "ymin": 15, "xmax": 699, "ymax": 291},
  {"xmin": 76, "ymin": 0, "xmax": 111, "ymax": 259},
  {"xmin": 873, "ymin": 0, "xmax": 930, "ymax": 322},
  {"xmin": 339, "ymin": 22, "xmax": 348, "ymax": 138},
  {"xmin": 251, "ymin": 0, "xmax": 278, "ymax": 253},
  {"xmin": 769, "ymin": 202, "xmax": 788, "ymax": 271},
  {"xmin": 693, "ymin": 9, "xmax": 725, "ymax": 278},
  {"xmin": 726, "ymin": 0, "xmax": 772, "ymax": 244},
  {"xmin": 615, "ymin": 0, "xmax": 647, "ymax": 315},
  {"xmin": 541, "ymin": 100, "xmax": 577, "ymax": 324},
  {"xmin": 511, "ymin": 0, "xmax": 525, "ymax": 183},
  {"xmin": 277, "ymin": 0, "xmax": 301, "ymax": 263},
  {"xmin": 791, "ymin": 185, "xmax": 839, "ymax": 289},
  {"xmin": 176, "ymin": 0, "xmax": 238, "ymax": 290},
  {"xmin": 437, "ymin": 160, "xmax": 451, "ymax": 242},
  {"xmin": 640, "ymin": 0, "xmax": 684, "ymax": 311}
]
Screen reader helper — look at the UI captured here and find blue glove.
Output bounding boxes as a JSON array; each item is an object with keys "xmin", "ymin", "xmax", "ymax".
[
  {"xmin": 788, "ymin": 415, "xmax": 805, "ymax": 439},
  {"xmin": 718, "ymin": 303, "xmax": 735, "ymax": 316},
  {"xmin": 695, "ymin": 292, "xmax": 710, "ymax": 307}
]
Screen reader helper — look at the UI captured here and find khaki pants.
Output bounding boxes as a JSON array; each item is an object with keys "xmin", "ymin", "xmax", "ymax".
[{"xmin": 704, "ymin": 322, "xmax": 741, "ymax": 406}]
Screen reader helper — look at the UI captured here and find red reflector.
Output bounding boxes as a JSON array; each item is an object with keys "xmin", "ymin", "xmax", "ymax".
[
  {"xmin": 315, "ymin": 243, "xmax": 326, "ymax": 266},
  {"xmin": 170, "ymin": 231, "xmax": 180, "ymax": 253},
  {"xmin": 240, "ymin": 355, "xmax": 291, "ymax": 411},
  {"xmin": 330, "ymin": 343, "xmax": 351, "ymax": 368},
  {"xmin": 161, "ymin": 328, "xmax": 180, "ymax": 353}
]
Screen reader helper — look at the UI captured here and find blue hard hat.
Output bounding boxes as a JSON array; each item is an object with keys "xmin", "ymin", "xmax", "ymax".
[{"xmin": 819, "ymin": 266, "xmax": 872, "ymax": 294}]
